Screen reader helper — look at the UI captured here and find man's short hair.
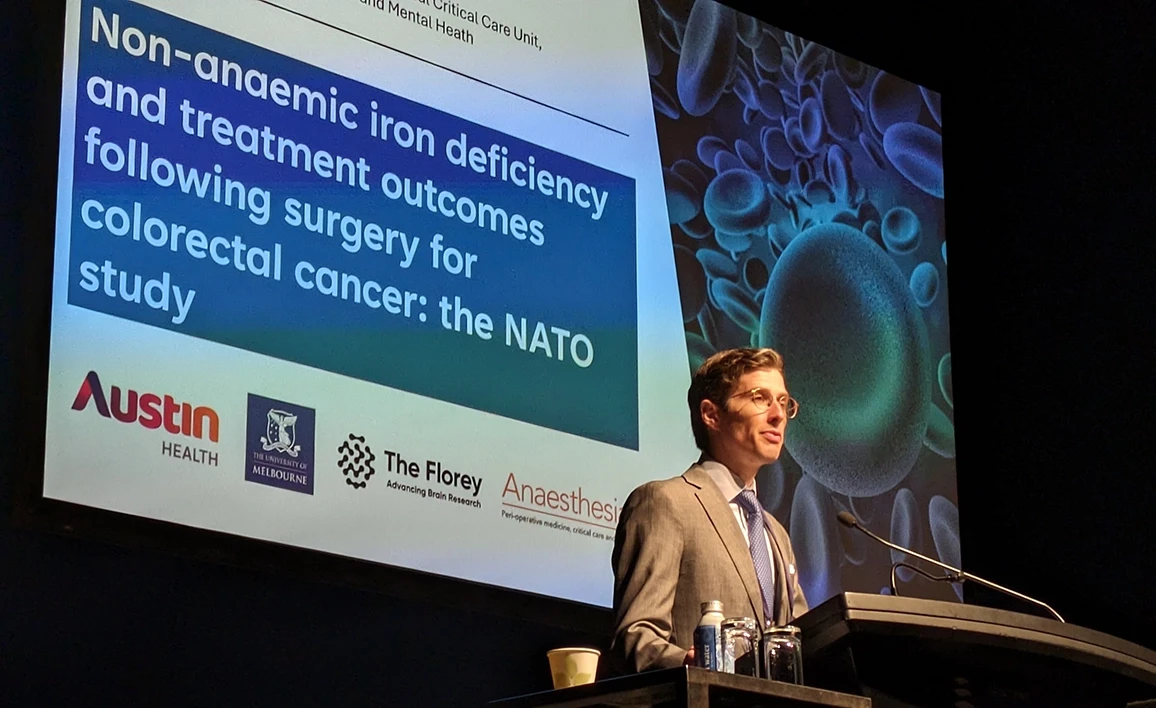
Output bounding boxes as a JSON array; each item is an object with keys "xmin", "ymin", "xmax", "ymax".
[{"xmin": 688, "ymin": 348, "xmax": 785, "ymax": 451}]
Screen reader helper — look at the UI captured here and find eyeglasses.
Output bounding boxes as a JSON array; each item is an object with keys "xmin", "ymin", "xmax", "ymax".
[{"xmin": 729, "ymin": 388, "xmax": 799, "ymax": 419}]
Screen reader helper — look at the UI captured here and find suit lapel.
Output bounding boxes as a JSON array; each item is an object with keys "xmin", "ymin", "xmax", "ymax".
[
  {"xmin": 683, "ymin": 466, "xmax": 765, "ymax": 627},
  {"xmin": 763, "ymin": 511, "xmax": 790, "ymax": 626}
]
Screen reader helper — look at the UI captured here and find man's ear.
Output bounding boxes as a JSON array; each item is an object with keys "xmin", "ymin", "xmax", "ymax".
[{"xmin": 700, "ymin": 398, "xmax": 722, "ymax": 433}]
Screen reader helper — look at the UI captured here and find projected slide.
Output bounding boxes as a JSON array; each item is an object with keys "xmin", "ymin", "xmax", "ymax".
[
  {"xmin": 43, "ymin": 0, "xmax": 957, "ymax": 610},
  {"xmin": 45, "ymin": 0, "xmax": 687, "ymax": 607}
]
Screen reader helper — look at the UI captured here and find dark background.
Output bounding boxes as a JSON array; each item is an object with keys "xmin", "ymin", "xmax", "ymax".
[{"xmin": 2, "ymin": 1, "xmax": 1152, "ymax": 705}]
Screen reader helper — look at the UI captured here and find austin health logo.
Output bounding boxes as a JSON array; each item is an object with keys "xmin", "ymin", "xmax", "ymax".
[
  {"xmin": 245, "ymin": 394, "xmax": 315, "ymax": 494},
  {"xmin": 337, "ymin": 434, "xmax": 376, "ymax": 489}
]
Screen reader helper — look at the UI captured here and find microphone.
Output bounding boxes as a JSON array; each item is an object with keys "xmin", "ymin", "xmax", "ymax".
[{"xmin": 836, "ymin": 511, "xmax": 1065, "ymax": 622}]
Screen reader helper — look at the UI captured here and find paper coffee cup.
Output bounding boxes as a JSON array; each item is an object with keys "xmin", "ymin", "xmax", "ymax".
[{"xmin": 547, "ymin": 647, "xmax": 600, "ymax": 689}]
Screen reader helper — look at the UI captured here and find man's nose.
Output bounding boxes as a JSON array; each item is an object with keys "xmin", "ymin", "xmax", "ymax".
[{"xmin": 766, "ymin": 401, "xmax": 785, "ymax": 423}]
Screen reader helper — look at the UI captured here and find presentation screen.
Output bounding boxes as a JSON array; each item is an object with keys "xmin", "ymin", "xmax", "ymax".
[{"xmin": 42, "ymin": 0, "xmax": 954, "ymax": 608}]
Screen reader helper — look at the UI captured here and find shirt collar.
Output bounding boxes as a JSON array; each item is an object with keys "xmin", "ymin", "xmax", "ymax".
[{"xmin": 698, "ymin": 453, "xmax": 757, "ymax": 502}]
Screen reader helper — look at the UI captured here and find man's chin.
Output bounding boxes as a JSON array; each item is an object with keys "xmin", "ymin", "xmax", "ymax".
[{"xmin": 757, "ymin": 446, "xmax": 783, "ymax": 465}]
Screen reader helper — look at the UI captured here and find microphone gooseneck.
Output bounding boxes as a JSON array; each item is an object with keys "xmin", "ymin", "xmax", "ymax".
[{"xmin": 838, "ymin": 511, "xmax": 1065, "ymax": 623}]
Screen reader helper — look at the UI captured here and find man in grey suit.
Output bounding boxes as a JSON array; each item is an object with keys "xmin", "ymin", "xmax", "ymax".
[{"xmin": 611, "ymin": 348, "xmax": 809, "ymax": 673}]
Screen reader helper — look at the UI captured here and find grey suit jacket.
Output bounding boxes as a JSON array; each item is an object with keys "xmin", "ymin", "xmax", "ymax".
[{"xmin": 610, "ymin": 463, "xmax": 809, "ymax": 673}]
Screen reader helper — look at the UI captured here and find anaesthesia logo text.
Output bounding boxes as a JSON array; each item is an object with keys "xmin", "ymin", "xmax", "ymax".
[{"xmin": 71, "ymin": 370, "xmax": 220, "ymax": 442}]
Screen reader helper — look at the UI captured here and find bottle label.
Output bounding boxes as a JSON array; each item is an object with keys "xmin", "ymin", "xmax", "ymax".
[{"xmin": 694, "ymin": 624, "xmax": 720, "ymax": 671}]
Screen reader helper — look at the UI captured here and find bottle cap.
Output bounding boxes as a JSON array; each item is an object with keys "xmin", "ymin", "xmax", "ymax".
[{"xmin": 701, "ymin": 600, "xmax": 724, "ymax": 614}]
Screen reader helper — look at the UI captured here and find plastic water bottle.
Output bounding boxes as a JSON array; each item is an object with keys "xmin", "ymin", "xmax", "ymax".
[{"xmin": 693, "ymin": 600, "xmax": 725, "ymax": 670}]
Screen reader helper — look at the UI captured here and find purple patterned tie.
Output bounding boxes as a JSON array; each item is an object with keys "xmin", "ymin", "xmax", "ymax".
[{"xmin": 735, "ymin": 489, "xmax": 775, "ymax": 621}]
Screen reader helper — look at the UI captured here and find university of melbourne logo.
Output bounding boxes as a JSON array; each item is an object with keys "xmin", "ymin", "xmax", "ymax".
[
  {"xmin": 245, "ymin": 394, "xmax": 315, "ymax": 494},
  {"xmin": 262, "ymin": 410, "xmax": 301, "ymax": 457},
  {"xmin": 337, "ymin": 433, "xmax": 376, "ymax": 489}
]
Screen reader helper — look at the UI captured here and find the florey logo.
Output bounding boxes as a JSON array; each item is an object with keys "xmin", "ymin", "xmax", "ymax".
[
  {"xmin": 71, "ymin": 370, "xmax": 219, "ymax": 442},
  {"xmin": 337, "ymin": 434, "xmax": 376, "ymax": 489}
]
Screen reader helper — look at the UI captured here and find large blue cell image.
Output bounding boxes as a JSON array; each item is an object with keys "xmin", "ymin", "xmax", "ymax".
[{"xmin": 646, "ymin": 0, "xmax": 958, "ymax": 606}]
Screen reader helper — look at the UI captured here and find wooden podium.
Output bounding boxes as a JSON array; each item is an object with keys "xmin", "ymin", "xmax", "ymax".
[
  {"xmin": 488, "ymin": 667, "xmax": 871, "ymax": 708},
  {"xmin": 491, "ymin": 593, "xmax": 1156, "ymax": 707},
  {"xmin": 796, "ymin": 592, "xmax": 1156, "ymax": 707}
]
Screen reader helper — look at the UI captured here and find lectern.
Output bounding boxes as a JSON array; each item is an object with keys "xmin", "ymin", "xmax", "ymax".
[
  {"xmin": 796, "ymin": 592, "xmax": 1156, "ymax": 707},
  {"xmin": 491, "ymin": 593, "xmax": 1156, "ymax": 707},
  {"xmin": 489, "ymin": 667, "xmax": 871, "ymax": 708}
]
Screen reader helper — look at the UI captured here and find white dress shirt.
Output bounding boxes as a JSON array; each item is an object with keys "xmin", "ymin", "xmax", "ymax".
[{"xmin": 700, "ymin": 458, "xmax": 775, "ymax": 598}]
